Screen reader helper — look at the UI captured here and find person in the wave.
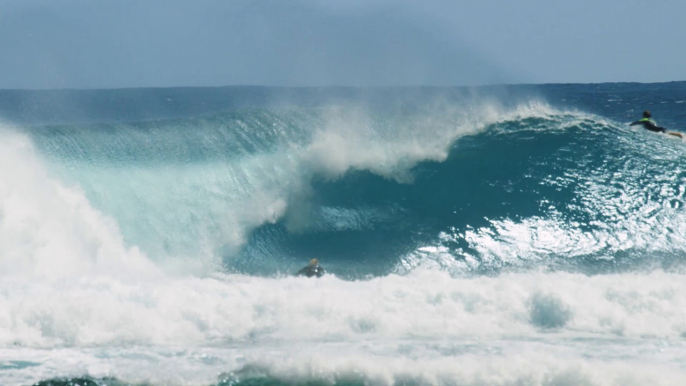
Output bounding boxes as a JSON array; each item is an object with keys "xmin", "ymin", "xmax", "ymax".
[
  {"xmin": 630, "ymin": 110, "xmax": 683, "ymax": 138},
  {"xmin": 296, "ymin": 259, "xmax": 326, "ymax": 278}
]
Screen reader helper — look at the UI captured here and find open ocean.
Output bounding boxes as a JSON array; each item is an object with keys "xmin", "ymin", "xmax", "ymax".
[{"xmin": 1, "ymin": 82, "xmax": 686, "ymax": 385}]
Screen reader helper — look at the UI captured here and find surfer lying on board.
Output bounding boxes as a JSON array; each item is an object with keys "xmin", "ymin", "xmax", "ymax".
[
  {"xmin": 630, "ymin": 111, "xmax": 683, "ymax": 139},
  {"xmin": 296, "ymin": 259, "xmax": 326, "ymax": 278}
]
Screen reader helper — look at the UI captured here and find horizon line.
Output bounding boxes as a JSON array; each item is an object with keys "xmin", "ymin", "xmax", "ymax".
[{"xmin": 1, "ymin": 80, "xmax": 685, "ymax": 93}]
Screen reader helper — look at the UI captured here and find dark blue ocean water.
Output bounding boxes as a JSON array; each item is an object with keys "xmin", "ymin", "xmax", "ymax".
[{"xmin": 1, "ymin": 83, "xmax": 686, "ymax": 385}]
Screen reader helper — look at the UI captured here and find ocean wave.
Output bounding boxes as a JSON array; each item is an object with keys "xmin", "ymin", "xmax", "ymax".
[
  {"xmin": 5, "ymin": 99, "xmax": 686, "ymax": 278},
  {"xmin": 2, "ymin": 94, "xmax": 686, "ymax": 385}
]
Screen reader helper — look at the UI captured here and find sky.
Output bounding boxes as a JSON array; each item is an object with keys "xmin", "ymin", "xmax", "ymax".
[{"xmin": 0, "ymin": 0, "xmax": 684, "ymax": 89}]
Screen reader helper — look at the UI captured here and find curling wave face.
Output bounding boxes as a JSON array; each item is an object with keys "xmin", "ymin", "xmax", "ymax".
[{"xmin": 15, "ymin": 101, "xmax": 686, "ymax": 278}]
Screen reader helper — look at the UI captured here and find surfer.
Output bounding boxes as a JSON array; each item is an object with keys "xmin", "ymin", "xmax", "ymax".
[
  {"xmin": 630, "ymin": 111, "xmax": 683, "ymax": 139},
  {"xmin": 296, "ymin": 259, "xmax": 326, "ymax": 278}
]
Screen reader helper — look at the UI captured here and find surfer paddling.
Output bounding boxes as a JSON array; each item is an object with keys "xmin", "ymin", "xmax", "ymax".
[
  {"xmin": 296, "ymin": 259, "xmax": 326, "ymax": 278},
  {"xmin": 630, "ymin": 110, "xmax": 683, "ymax": 139}
]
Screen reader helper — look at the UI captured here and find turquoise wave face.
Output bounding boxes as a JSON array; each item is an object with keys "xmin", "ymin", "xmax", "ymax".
[
  {"xmin": 20, "ymin": 101, "xmax": 686, "ymax": 279},
  {"xmin": 239, "ymin": 113, "xmax": 686, "ymax": 277}
]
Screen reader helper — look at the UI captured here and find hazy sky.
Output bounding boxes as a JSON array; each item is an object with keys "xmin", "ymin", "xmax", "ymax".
[{"xmin": 1, "ymin": 0, "xmax": 684, "ymax": 89}]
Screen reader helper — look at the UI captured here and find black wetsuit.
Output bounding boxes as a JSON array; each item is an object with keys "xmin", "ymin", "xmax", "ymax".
[
  {"xmin": 630, "ymin": 118, "xmax": 667, "ymax": 133},
  {"xmin": 296, "ymin": 264, "xmax": 326, "ymax": 278}
]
